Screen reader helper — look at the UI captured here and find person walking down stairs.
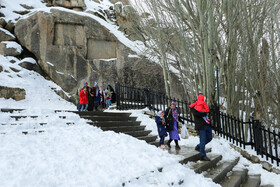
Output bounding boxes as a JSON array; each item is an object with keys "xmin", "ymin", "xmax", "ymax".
[
  {"xmin": 164, "ymin": 101, "xmax": 184, "ymax": 150},
  {"xmin": 155, "ymin": 111, "xmax": 168, "ymax": 149},
  {"xmin": 190, "ymin": 94, "xmax": 212, "ymax": 161}
]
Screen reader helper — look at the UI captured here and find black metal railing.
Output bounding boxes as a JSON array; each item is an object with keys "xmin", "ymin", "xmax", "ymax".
[{"xmin": 115, "ymin": 82, "xmax": 280, "ymax": 166}]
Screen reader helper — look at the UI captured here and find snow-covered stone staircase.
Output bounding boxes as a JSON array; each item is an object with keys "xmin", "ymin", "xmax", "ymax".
[
  {"xmin": 74, "ymin": 110, "xmax": 263, "ymax": 187},
  {"xmin": 172, "ymin": 146, "xmax": 261, "ymax": 187},
  {"xmin": 74, "ymin": 111, "xmax": 158, "ymax": 145}
]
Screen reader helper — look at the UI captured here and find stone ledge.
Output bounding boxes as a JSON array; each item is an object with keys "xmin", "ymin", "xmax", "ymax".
[
  {"xmin": 0, "ymin": 86, "xmax": 26, "ymax": 101},
  {"xmin": 230, "ymin": 144, "xmax": 280, "ymax": 174}
]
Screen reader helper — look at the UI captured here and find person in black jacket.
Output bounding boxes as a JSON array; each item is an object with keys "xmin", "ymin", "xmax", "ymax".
[
  {"xmin": 164, "ymin": 101, "xmax": 184, "ymax": 150},
  {"xmin": 190, "ymin": 106, "xmax": 213, "ymax": 161},
  {"xmin": 107, "ymin": 85, "xmax": 116, "ymax": 103}
]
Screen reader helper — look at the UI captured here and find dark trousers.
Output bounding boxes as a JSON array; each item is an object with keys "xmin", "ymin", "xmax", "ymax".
[
  {"xmin": 168, "ymin": 139, "xmax": 179, "ymax": 146},
  {"xmin": 159, "ymin": 136, "xmax": 165, "ymax": 146},
  {"xmin": 197, "ymin": 125, "xmax": 212, "ymax": 157}
]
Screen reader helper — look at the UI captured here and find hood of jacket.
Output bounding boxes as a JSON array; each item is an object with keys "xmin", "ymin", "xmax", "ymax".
[{"xmin": 198, "ymin": 94, "xmax": 205, "ymax": 102}]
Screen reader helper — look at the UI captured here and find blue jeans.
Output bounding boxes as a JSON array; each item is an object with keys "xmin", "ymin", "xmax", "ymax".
[
  {"xmin": 77, "ymin": 104, "xmax": 81, "ymax": 111},
  {"xmin": 159, "ymin": 136, "xmax": 165, "ymax": 146},
  {"xmin": 80, "ymin": 104, "xmax": 88, "ymax": 111},
  {"xmin": 197, "ymin": 125, "xmax": 212, "ymax": 157}
]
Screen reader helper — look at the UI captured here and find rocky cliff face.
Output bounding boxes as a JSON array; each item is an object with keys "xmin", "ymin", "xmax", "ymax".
[{"xmin": 14, "ymin": 8, "xmax": 168, "ymax": 101}]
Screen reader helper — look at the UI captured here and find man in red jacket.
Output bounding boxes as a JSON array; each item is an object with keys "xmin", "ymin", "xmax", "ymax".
[{"xmin": 79, "ymin": 87, "xmax": 89, "ymax": 111}]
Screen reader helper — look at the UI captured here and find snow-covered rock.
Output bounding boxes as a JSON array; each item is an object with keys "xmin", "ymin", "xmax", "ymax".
[
  {"xmin": 0, "ymin": 28, "xmax": 15, "ymax": 42},
  {"xmin": 0, "ymin": 41, "xmax": 22, "ymax": 56}
]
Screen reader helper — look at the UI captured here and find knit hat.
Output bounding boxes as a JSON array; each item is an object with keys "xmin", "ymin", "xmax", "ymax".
[
  {"xmin": 157, "ymin": 111, "xmax": 163, "ymax": 116},
  {"xmin": 171, "ymin": 101, "xmax": 176, "ymax": 107}
]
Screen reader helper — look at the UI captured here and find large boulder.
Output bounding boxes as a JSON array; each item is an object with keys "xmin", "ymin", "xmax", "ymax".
[{"xmin": 14, "ymin": 8, "xmax": 174, "ymax": 100}]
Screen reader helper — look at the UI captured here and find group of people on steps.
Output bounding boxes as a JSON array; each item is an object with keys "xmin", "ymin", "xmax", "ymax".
[
  {"xmin": 78, "ymin": 82, "xmax": 116, "ymax": 112},
  {"xmin": 155, "ymin": 94, "xmax": 212, "ymax": 161},
  {"xmin": 79, "ymin": 82, "xmax": 212, "ymax": 161}
]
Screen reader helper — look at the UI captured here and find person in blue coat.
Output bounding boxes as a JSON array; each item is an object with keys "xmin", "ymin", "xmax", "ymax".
[{"xmin": 155, "ymin": 111, "xmax": 168, "ymax": 149}]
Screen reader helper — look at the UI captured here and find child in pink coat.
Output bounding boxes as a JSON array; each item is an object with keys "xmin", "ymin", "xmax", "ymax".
[{"xmin": 189, "ymin": 94, "xmax": 210, "ymax": 124}]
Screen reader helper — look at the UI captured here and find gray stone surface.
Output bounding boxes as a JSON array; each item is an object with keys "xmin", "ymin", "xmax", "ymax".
[
  {"xmin": 52, "ymin": 0, "xmax": 86, "ymax": 8},
  {"xmin": 4, "ymin": 21, "xmax": 15, "ymax": 33},
  {"xmin": 0, "ymin": 28, "xmax": 15, "ymax": 42},
  {"xmin": 0, "ymin": 86, "xmax": 26, "ymax": 101},
  {"xmin": 261, "ymin": 161, "xmax": 273, "ymax": 171},
  {"xmin": 110, "ymin": 0, "xmax": 130, "ymax": 5},
  {"xmin": 0, "ymin": 42, "xmax": 22, "ymax": 56},
  {"xmin": 114, "ymin": 4, "xmax": 143, "ymax": 41},
  {"xmin": 14, "ymin": 9, "xmax": 183, "ymax": 102},
  {"xmin": 0, "ymin": 18, "xmax": 7, "ymax": 28}
]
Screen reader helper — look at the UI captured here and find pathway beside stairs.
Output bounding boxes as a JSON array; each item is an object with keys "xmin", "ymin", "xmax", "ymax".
[{"xmin": 76, "ymin": 110, "xmax": 264, "ymax": 187}]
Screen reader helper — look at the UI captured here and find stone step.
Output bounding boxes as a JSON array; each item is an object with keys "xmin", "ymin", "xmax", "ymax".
[
  {"xmin": 243, "ymin": 175, "xmax": 261, "ymax": 187},
  {"xmin": 174, "ymin": 147, "xmax": 212, "ymax": 164},
  {"xmin": 82, "ymin": 116, "xmax": 137, "ymax": 121},
  {"xmin": 148, "ymin": 141, "xmax": 158, "ymax": 146},
  {"xmin": 10, "ymin": 116, "xmax": 38, "ymax": 120},
  {"xmin": 87, "ymin": 121, "xmax": 141, "ymax": 127},
  {"xmin": 99, "ymin": 125, "xmax": 146, "ymax": 132},
  {"xmin": 148, "ymin": 140, "xmax": 169, "ymax": 147},
  {"xmin": 117, "ymin": 105, "xmax": 146, "ymax": 110},
  {"xmin": 137, "ymin": 135, "xmax": 157, "ymax": 143},
  {"xmin": 1, "ymin": 123, "xmax": 47, "ymax": 126},
  {"xmin": 220, "ymin": 169, "xmax": 248, "ymax": 187},
  {"xmin": 22, "ymin": 130, "xmax": 45, "ymax": 135},
  {"xmin": 72, "ymin": 111, "xmax": 131, "ymax": 117},
  {"xmin": 205, "ymin": 157, "xmax": 240, "ymax": 183},
  {"xmin": 122, "ymin": 130, "xmax": 152, "ymax": 137},
  {"xmin": 1, "ymin": 108, "xmax": 24, "ymax": 113},
  {"xmin": 191, "ymin": 154, "xmax": 223, "ymax": 174}
]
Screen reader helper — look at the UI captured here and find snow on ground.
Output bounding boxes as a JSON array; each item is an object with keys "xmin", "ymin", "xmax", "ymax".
[{"xmin": 0, "ymin": 55, "xmax": 74, "ymax": 110}]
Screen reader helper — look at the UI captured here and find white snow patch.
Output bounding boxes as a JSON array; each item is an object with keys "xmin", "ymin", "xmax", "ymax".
[
  {"xmin": 19, "ymin": 57, "xmax": 37, "ymax": 65},
  {"xmin": 1, "ymin": 41, "xmax": 23, "ymax": 53},
  {"xmin": 128, "ymin": 54, "xmax": 141, "ymax": 58},
  {"xmin": 47, "ymin": 61, "xmax": 54, "ymax": 67},
  {"xmin": 56, "ymin": 71, "xmax": 64, "ymax": 75},
  {"xmin": 0, "ymin": 28, "xmax": 15, "ymax": 38}
]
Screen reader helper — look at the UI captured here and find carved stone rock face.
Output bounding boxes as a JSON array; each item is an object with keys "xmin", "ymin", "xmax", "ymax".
[
  {"xmin": 14, "ymin": 9, "xmax": 169, "ymax": 100},
  {"xmin": 48, "ymin": 0, "xmax": 86, "ymax": 8}
]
